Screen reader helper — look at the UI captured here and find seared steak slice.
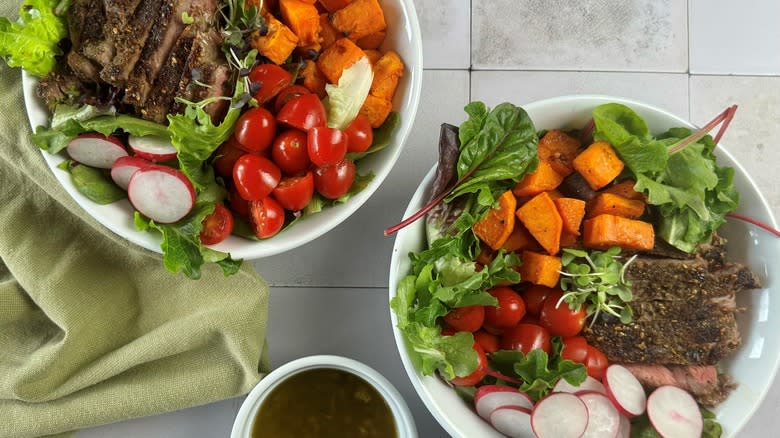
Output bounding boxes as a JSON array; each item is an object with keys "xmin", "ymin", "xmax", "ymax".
[
  {"xmin": 141, "ymin": 27, "xmax": 196, "ymax": 123},
  {"xmin": 67, "ymin": 51, "xmax": 101, "ymax": 82},
  {"xmin": 621, "ymin": 364, "xmax": 735, "ymax": 407},
  {"xmin": 101, "ymin": 0, "xmax": 165, "ymax": 86},
  {"xmin": 123, "ymin": 0, "xmax": 220, "ymax": 107},
  {"xmin": 36, "ymin": 66, "xmax": 87, "ymax": 109},
  {"xmin": 71, "ymin": 0, "xmax": 114, "ymax": 68}
]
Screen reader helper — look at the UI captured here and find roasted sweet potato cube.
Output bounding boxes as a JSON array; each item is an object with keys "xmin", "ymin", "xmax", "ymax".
[
  {"xmin": 519, "ymin": 251, "xmax": 562, "ymax": 288},
  {"xmin": 538, "ymin": 129, "xmax": 582, "ymax": 177},
  {"xmin": 301, "ymin": 60, "xmax": 327, "ymax": 97},
  {"xmin": 331, "ymin": 0, "xmax": 386, "ymax": 40},
  {"xmin": 603, "ymin": 179, "xmax": 645, "ymax": 201},
  {"xmin": 572, "ymin": 141, "xmax": 625, "ymax": 190},
  {"xmin": 318, "ymin": 0, "xmax": 351, "ymax": 13},
  {"xmin": 583, "ymin": 214, "xmax": 655, "ymax": 251},
  {"xmin": 370, "ymin": 50, "xmax": 404, "ymax": 101},
  {"xmin": 316, "ymin": 37, "xmax": 365, "ymax": 83},
  {"xmin": 501, "ymin": 223, "xmax": 539, "ymax": 253},
  {"xmin": 515, "ymin": 192, "xmax": 563, "ymax": 256},
  {"xmin": 363, "ymin": 49, "xmax": 382, "ymax": 65},
  {"xmin": 250, "ymin": 13, "xmax": 299, "ymax": 65},
  {"xmin": 359, "ymin": 94, "xmax": 393, "ymax": 128},
  {"xmin": 512, "ymin": 160, "xmax": 564, "ymax": 198},
  {"xmin": 553, "ymin": 197, "xmax": 586, "ymax": 236},
  {"xmin": 319, "ymin": 13, "xmax": 340, "ymax": 49},
  {"xmin": 356, "ymin": 30, "xmax": 386, "ymax": 49},
  {"xmin": 587, "ymin": 193, "xmax": 645, "ymax": 219},
  {"xmin": 280, "ymin": 0, "xmax": 321, "ymax": 46}
]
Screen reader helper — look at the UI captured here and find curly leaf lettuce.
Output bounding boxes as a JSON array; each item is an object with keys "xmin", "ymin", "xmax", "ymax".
[{"xmin": 0, "ymin": 0, "xmax": 67, "ymax": 77}]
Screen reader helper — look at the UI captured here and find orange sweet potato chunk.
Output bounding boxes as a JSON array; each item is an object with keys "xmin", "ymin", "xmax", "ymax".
[
  {"xmin": 572, "ymin": 141, "xmax": 625, "ymax": 190},
  {"xmin": 319, "ymin": 13, "xmax": 341, "ymax": 49},
  {"xmin": 473, "ymin": 191, "xmax": 517, "ymax": 250},
  {"xmin": 359, "ymin": 94, "xmax": 392, "ymax": 128},
  {"xmin": 587, "ymin": 193, "xmax": 645, "ymax": 219},
  {"xmin": 363, "ymin": 49, "xmax": 382, "ymax": 65},
  {"xmin": 280, "ymin": 0, "xmax": 321, "ymax": 47},
  {"xmin": 356, "ymin": 30, "xmax": 386, "ymax": 49},
  {"xmin": 370, "ymin": 50, "xmax": 404, "ymax": 101},
  {"xmin": 603, "ymin": 179, "xmax": 645, "ymax": 201},
  {"xmin": 331, "ymin": 0, "xmax": 386, "ymax": 40},
  {"xmin": 582, "ymin": 214, "xmax": 655, "ymax": 251},
  {"xmin": 513, "ymin": 160, "xmax": 565, "ymax": 198},
  {"xmin": 553, "ymin": 197, "xmax": 586, "ymax": 236},
  {"xmin": 318, "ymin": 0, "xmax": 351, "ymax": 13},
  {"xmin": 519, "ymin": 251, "xmax": 562, "ymax": 288},
  {"xmin": 316, "ymin": 37, "xmax": 365, "ymax": 83},
  {"xmin": 501, "ymin": 223, "xmax": 540, "ymax": 253},
  {"xmin": 538, "ymin": 129, "xmax": 582, "ymax": 177},
  {"xmin": 515, "ymin": 192, "xmax": 563, "ymax": 256},
  {"xmin": 301, "ymin": 60, "xmax": 327, "ymax": 97},
  {"xmin": 250, "ymin": 13, "xmax": 299, "ymax": 65}
]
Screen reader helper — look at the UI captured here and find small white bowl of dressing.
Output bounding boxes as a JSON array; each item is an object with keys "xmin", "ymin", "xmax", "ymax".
[{"xmin": 231, "ymin": 355, "xmax": 417, "ymax": 438}]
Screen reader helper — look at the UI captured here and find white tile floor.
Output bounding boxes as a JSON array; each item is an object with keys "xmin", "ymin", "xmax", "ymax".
[{"xmin": 78, "ymin": 1, "xmax": 779, "ymax": 437}]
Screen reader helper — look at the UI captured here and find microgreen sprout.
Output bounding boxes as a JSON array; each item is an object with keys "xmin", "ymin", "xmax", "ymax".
[{"xmin": 558, "ymin": 247, "xmax": 637, "ymax": 326}]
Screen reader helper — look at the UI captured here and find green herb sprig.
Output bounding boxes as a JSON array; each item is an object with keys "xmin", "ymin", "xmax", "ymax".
[{"xmin": 559, "ymin": 247, "xmax": 637, "ymax": 325}]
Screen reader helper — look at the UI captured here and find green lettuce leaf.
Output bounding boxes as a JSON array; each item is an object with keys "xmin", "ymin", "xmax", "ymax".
[
  {"xmin": 513, "ymin": 349, "xmax": 587, "ymax": 401},
  {"xmin": 0, "ymin": 0, "xmax": 67, "ymax": 77},
  {"xmin": 325, "ymin": 56, "xmax": 373, "ymax": 130}
]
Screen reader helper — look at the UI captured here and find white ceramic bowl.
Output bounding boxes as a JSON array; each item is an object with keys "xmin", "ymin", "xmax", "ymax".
[
  {"xmin": 388, "ymin": 95, "xmax": 780, "ymax": 438},
  {"xmin": 22, "ymin": 0, "xmax": 423, "ymax": 260},
  {"xmin": 230, "ymin": 355, "xmax": 417, "ymax": 438}
]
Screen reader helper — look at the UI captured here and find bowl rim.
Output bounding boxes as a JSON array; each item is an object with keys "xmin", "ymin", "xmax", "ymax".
[
  {"xmin": 388, "ymin": 94, "xmax": 779, "ymax": 438},
  {"xmin": 21, "ymin": 0, "xmax": 424, "ymax": 261},
  {"xmin": 230, "ymin": 355, "xmax": 418, "ymax": 438}
]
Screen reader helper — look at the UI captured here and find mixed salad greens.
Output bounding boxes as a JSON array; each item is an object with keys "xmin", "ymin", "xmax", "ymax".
[{"xmin": 391, "ymin": 100, "xmax": 740, "ymax": 437}]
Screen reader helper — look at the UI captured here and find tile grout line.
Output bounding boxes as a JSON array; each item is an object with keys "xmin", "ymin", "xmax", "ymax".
[
  {"xmin": 687, "ymin": 0, "xmax": 692, "ymax": 121},
  {"xmin": 469, "ymin": 0, "xmax": 473, "ymax": 101}
]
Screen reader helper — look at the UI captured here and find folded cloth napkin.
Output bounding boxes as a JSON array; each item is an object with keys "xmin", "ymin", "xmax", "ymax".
[{"xmin": 0, "ymin": 32, "xmax": 270, "ymax": 438}]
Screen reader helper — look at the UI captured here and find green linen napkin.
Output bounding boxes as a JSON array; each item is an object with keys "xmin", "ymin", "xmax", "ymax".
[{"xmin": 0, "ymin": 30, "xmax": 270, "ymax": 438}]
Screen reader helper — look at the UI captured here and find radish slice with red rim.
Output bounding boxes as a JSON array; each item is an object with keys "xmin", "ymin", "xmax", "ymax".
[
  {"xmin": 111, "ymin": 156, "xmax": 151, "ymax": 190},
  {"xmin": 532, "ymin": 392, "xmax": 589, "ymax": 438},
  {"xmin": 617, "ymin": 414, "xmax": 631, "ymax": 438},
  {"xmin": 489, "ymin": 406, "xmax": 534, "ymax": 438},
  {"xmin": 67, "ymin": 133, "xmax": 128, "ymax": 169},
  {"xmin": 603, "ymin": 364, "xmax": 647, "ymax": 417},
  {"xmin": 579, "ymin": 392, "xmax": 621, "ymax": 438},
  {"xmin": 554, "ymin": 375, "xmax": 606, "ymax": 395},
  {"xmin": 128, "ymin": 135, "xmax": 178, "ymax": 162},
  {"xmin": 474, "ymin": 385, "xmax": 533, "ymax": 420},
  {"xmin": 647, "ymin": 386, "xmax": 702, "ymax": 438},
  {"xmin": 128, "ymin": 165, "xmax": 195, "ymax": 224}
]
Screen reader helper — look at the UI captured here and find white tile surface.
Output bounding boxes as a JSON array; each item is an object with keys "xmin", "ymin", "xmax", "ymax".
[
  {"xmin": 415, "ymin": 0, "xmax": 471, "ymax": 69},
  {"xmin": 472, "ymin": 0, "xmax": 688, "ymax": 72},
  {"xmin": 76, "ymin": 287, "xmax": 448, "ymax": 438},
  {"xmin": 254, "ymin": 70, "xmax": 470, "ymax": 288},
  {"xmin": 690, "ymin": 75, "xmax": 780, "ymax": 218},
  {"xmin": 471, "ymin": 70, "xmax": 690, "ymax": 119},
  {"xmin": 690, "ymin": 0, "xmax": 780, "ymax": 75}
]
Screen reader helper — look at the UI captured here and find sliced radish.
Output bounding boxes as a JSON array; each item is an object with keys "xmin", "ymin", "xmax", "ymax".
[
  {"xmin": 579, "ymin": 392, "xmax": 621, "ymax": 438},
  {"xmin": 554, "ymin": 375, "xmax": 607, "ymax": 395},
  {"xmin": 531, "ymin": 392, "xmax": 589, "ymax": 438},
  {"xmin": 603, "ymin": 364, "xmax": 647, "ymax": 417},
  {"xmin": 474, "ymin": 385, "xmax": 533, "ymax": 420},
  {"xmin": 489, "ymin": 406, "xmax": 534, "ymax": 438},
  {"xmin": 128, "ymin": 135, "xmax": 178, "ymax": 162},
  {"xmin": 128, "ymin": 165, "xmax": 195, "ymax": 224},
  {"xmin": 111, "ymin": 156, "xmax": 151, "ymax": 190},
  {"xmin": 617, "ymin": 415, "xmax": 631, "ymax": 438},
  {"xmin": 647, "ymin": 386, "xmax": 702, "ymax": 438},
  {"xmin": 67, "ymin": 133, "xmax": 128, "ymax": 169}
]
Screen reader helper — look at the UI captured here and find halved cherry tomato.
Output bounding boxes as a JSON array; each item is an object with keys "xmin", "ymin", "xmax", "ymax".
[
  {"xmin": 519, "ymin": 314, "xmax": 540, "ymax": 325},
  {"xmin": 499, "ymin": 323, "xmax": 551, "ymax": 354},
  {"xmin": 440, "ymin": 327, "xmax": 457, "ymax": 337},
  {"xmin": 274, "ymin": 85, "xmax": 311, "ymax": 113},
  {"xmin": 272, "ymin": 171, "xmax": 314, "ymax": 211},
  {"xmin": 583, "ymin": 345, "xmax": 609, "ymax": 380},
  {"xmin": 483, "ymin": 287, "xmax": 526, "ymax": 331},
  {"xmin": 249, "ymin": 196, "xmax": 285, "ymax": 239},
  {"xmin": 560, "ymin": 336, "xmax": 590, "ymax": 364},
  {"xmin": 249, "ymin": 64, "xmax": 292, "ymax": 104},
  {"xmin": 272, "ymin": 129, "xmax": 310, "ymax": 175},
  {"xmin": 313, "ymin": 159, "xmax": 355, "ymax": 199},
  {"xmin": 233, "ymin": 154, "xmax": 281, "ymax": 201},
  {"xmin": 213, "ymin": 136, "xmax": 249, "ymax": 178},
  {"xmin": 277, "ymin": 94, "xmax": 327, "ymax": 131},
  {"xmin": 474, "ymin": 330, "xmax": 499, "ymax": 354},
  {"xmin": 450, "ymin": 343, "xmax": 488, "ymax": 387},
  {"xmin": 229, "ymin": 186, "xmax": 250, "ymax": 218},
  {"xmin": 344, "ymin": 114, "xmax": 373, "ymax": 153},
  {"xmin": 200, "ymin": 204, "xmax": 234, "ymax": 245},
  {"xmin": 234, "ymin": 107, "xmax": 277, "ymax": 153},
  {"xmin": 443, "ymin": 305, "xmax": 485, "ymax": 333},
  {"xmin": 308, "ymin": 126, "xmax": 348, "ymax": 166},
  {"xmin": 523, "ymin": 285, "xmax": 555, "ymax": 316},
  {"xmin": 539, "ymin": 291, "xmax": 586, "ymax": 338}
]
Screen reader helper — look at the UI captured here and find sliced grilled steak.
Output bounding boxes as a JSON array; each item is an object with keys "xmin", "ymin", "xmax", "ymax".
[
  {"xmin": 141, "ymin": 28, "xmax": 196, "ymax": 123},
  {"xmin": 36, "ymin": 65, "xmax": 86, "ymax": 109},
  {"xmin": 71, "ymin": 0, "xmax": 114, "ymax": 68},
  {"xmin": 66, "ymin": 51, "xmax": 101, "ymax": 82},
  {"xmin": 620, "ymin": 364, "xmax": 735, "ymax": 407},
  {"xmin": 101, "ymin": 0, "xmax": 165, "ymax": 86},
  {"xmin": 123, "ymin": 0, "xmax": 220, "ymax": 108}
]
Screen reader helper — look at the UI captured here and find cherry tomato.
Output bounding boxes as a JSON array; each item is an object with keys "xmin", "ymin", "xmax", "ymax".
[
  {"xmin": 313, "ymin": 159, "xmax": 356, "ymax": 199},
  {"xmin": 272, "ymin": 171, "xmax": 314, "ymax": 211},
  {"xmin": 483, "ymin": 287, "xmax": 526, "ymax": 331},
  {"xmin": 344, "ymin": 114, "xmax": 373, "ymax": 153},
  {"xmin": 474, "ymin": 330, "xmax": 499, "ymax": 354},
  {"xmin": 213, "ymin": 136, "xmax": 249, "ymax": 178},
  {"xmin": 249, "ymin": 196, "xmax": 285, "ymax": 239},
  {"xmin": 228, "ymin": 186, "xmax": 250, "ymax": 218},
  {"xmin": 440, "ymin": 327, "xmax": 457, "ymax": 337},
  {"xmin": 249, "ymin": 64, "xmax": 292, "ymax": 104},
  {"xmin": 560, "ymin": 336, "xmax": 590, "ymax": 364},
  {"xmin": 308, "ymin": 126, "xmax": 348, "ymax": 167},
  {"xmin": 499, "ymin": 323, "xmax": 551, "ymax": 354},
  {"xmin": 233, "ymin": 154, "xmax": 281, "ymax": 201},
  {"xmin": 583, "ymin": 345, "xmax": 609, "ymax": 380},
  {"xmin": 519, "ymin": 314, "xmax": 540, "ymax": 325},
  {"xmin": 274, "ymin": 85, "xmax": 310, "ymax": 113},
  {"xmin": 271, "ymin": 129, "xmax": 310, "ymax": 175},
  {"xmin": 450, "ymin": 343, "xmax": 488, "ymax": 387},
  {"xmin": 277, "ymin": 94, "xmax": 327, "ymax": 131},
  {"xmin": 539, "ymin": 291, "xmax": 586, "ymax": 338},
  {"xmin": 234, "ymin": 107, "xmax": 277, "ymax": 153},
  {"xmin": 443, "ymin": 305, "xmax": 485, "ymax": 333},
  {"xmin": 523, "ymin": 285, "xmax": 555, "ymax": 316},
  {"xmin": 199, "ymin": 204, "xmax": 234, "ymax": 245}
]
